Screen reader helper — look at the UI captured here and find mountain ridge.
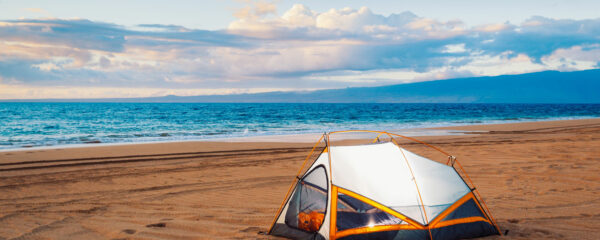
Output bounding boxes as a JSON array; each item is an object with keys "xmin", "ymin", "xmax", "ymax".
[{"xmin": 2, "ymin": 69, "xmax": 600, "ymax": 103}]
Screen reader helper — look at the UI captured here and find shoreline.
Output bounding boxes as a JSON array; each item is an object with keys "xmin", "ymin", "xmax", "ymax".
[{"xmin": 1, "ymin": 117, "xmax": 598, "ymax": 153}]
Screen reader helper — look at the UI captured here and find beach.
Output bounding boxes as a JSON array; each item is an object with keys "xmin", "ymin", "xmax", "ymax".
[{"xmin": 1, "ymin": 118, "xmax": 599, "ymax": 239}]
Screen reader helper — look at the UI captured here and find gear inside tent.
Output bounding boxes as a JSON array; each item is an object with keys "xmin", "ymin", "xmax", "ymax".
[{"xmin": 268, "ymin": 131, "xmax": 501, "ymax": 240}]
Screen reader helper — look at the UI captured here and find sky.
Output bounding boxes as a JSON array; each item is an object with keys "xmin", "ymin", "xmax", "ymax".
[{"xmin": 0, "ymin": 0, "xmax": 599, "ymax": 99}]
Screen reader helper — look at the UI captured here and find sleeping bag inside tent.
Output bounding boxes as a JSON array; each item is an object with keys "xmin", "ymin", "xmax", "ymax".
[{"xmin": 268, "ymin": 131, "xmax": 500, "ymax": 240}]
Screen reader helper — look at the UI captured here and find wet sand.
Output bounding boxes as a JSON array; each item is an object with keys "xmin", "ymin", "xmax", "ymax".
[{"xmin": 1, "ymin": 119, "xmax": 599, "ymax": 239}]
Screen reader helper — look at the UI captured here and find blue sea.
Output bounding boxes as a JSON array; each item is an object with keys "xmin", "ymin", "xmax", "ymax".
[{"xmin": 1, "ymin": 103, "xmax": 599, "ymax": 150}]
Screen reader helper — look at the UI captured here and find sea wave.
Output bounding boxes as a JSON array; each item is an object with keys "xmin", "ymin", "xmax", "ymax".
[{"xmin": 1, "ymin": 103, "xmax": 599, "ymax": 150}]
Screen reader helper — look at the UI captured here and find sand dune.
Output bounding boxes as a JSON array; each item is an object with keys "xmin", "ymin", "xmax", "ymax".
[{"xmin": 1, "ymin": 119, "xmax": 599, "ymax": 239}]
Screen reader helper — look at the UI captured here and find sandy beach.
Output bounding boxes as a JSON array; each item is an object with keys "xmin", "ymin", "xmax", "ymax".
[{"xmin": 1, "ymin": 118, "xmax": 599, "ymax": 240}]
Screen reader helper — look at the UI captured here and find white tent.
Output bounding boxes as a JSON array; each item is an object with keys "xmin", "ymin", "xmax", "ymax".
[{"xmin": 268, "ymin": 131, "xmax": 500, "ymax": 240}]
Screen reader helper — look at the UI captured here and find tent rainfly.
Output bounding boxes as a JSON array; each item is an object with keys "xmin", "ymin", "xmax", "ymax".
[{"xmin": 268, "ymin": 131, "xmax": 501, "ymax": 240}]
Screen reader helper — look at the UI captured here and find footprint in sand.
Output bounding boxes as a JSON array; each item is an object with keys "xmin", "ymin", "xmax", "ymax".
[
  {"xmin": 146, "ymin": 223, "xmax": 166, "ymax": 228},
  {"xmin": 240, "ymin": 226, "xmax": 262, "ymax": 233}
]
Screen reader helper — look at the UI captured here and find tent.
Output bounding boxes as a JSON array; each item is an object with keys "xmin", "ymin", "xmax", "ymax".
[{"xmin": 268, "ymin": 131, "xmax": 501, "ymax": 240}]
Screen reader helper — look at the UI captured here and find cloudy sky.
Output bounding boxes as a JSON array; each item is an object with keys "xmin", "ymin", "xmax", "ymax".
[{"xmin": 1, "ymin": 0, "xmax": 599, "ymax": 99}]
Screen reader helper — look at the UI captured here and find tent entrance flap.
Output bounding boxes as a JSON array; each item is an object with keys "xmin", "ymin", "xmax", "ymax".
[{"xmin": 285, "ymin": 166, "xmax": 329, "ymax": 232}]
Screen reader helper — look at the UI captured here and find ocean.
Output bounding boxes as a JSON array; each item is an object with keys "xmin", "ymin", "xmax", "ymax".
[{"xmin": 1, "ymin": 103, "xmax": 599, "ymax": 150}]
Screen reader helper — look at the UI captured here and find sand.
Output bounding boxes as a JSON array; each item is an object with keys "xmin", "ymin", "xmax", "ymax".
[{"xmin": 1, "ymin": 119, "xmax": 599, "ymax": 239}]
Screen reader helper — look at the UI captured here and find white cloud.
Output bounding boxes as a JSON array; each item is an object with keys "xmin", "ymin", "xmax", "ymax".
[
  {"xmin": 457, "ymin": 52, "xmax": 546, "ymax": 76},
  {"xmin": 0, "ymin": 5, "xmax": 599, "ymax": 99},
  {"xmin": 443, "ymin": 43, "xmax": 466, "ymax": 53},
  {"xmin": 542, "ymin": 44, "xmax": 600, "ymax": 71},
  {"xmin": 281, "ymin": 4, "xmax": 317, "ymax": 28},
  {"xmin": 475, "ymin": 23, "xmax": 513, "ymax": 32}
]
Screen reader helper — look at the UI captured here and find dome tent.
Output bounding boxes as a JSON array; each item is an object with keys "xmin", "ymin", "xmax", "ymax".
[{"xmin": 268, "ymin": 131, "xmax": 501, "ymax": 240}]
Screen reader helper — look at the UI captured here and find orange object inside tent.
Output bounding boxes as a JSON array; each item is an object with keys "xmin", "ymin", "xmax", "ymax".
[{"xmin": 298, "ymin": 211, "xmax": 325, "ymax": 232}]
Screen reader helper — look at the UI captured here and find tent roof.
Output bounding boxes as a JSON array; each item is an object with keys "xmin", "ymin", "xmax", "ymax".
[{"xmin": 328, "ymin": 142, "xmax": 470, "ymax": 224}]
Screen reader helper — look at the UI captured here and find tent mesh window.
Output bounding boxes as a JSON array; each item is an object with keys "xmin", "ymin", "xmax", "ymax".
[
  {"xmin": 284, "ymin": 166, "xmax": 328, "ymax": 232},
  {"xmin": 336, "ymin": 192, "xmax": 404, "ymax": 231}
]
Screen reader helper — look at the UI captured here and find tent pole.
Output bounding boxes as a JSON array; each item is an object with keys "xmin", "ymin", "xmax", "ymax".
[
  {"xmin": 387, "ymin": 132, "xmax": 451, "ymax": 157},
  {"xmin": 326, "ymin": 132, "xmax": 333, "ymax": 181},
  {"xmin": 329, "ymin": 186, "xmax": 338, "ymax": 240},
  {"xmin": 386, "ymin": 133, "xmax": 434, "ymax": 240},
  {"xmin": 325, "ymin": 132, "xmax": 337, "ymax": 239},
  {"xmin": 371, "ymin": 132, "xmax": 385, "ymax": 143},
  {"xmin": 453, "ymin": 160, "xmax": 502, "ymax": 235}
]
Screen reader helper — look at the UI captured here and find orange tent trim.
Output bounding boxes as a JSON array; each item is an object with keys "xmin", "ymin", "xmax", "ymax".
[
  {"xmin": 337, "ymin": 187, "xmax": 425, "ymax": 229},
  {"xmin": 335, "ymin": 224, "xmax": 416, "ymax": 239}
]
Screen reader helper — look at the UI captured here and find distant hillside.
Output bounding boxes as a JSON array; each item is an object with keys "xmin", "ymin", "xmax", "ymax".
[{"xmin": 4, "ymin": 69, "xmax": 600, "ymax": 103}]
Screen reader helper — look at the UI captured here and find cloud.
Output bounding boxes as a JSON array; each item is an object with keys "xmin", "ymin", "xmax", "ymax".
[
  {"xmin": 541, "ymin": 44, "xmax": 600, "ymax": 71},
  {"xmin": 0, "ymin": 19, "xmax": 127, "ymax": 52},
  {"xmin": 0, "ymin": 19, "xmax": 246, "ymax": 52},
  {"xmin": 1, "ymin": 4, "xmax": 600, "ymax": 99},
  {"xmin": 233, "ymin": 0, "xmax": 277, "ymax": 20},
  {"xmin": 226, "ymin": 7, "xmax": 600, "ymax": 79},
  {"xmin": 467, "ymin": 16, "xmax": 600, "ymax": 61},
  {"xmin": 25, "ymin": 8, "xmax": 50, "ymax": 15},
  {"xmin": 136, "ymin": 24, "xmax": 190, "ymax": 32},
  {"xmin": 0, "ymin": 58, "xmax": 55, "ymax": 83}
]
